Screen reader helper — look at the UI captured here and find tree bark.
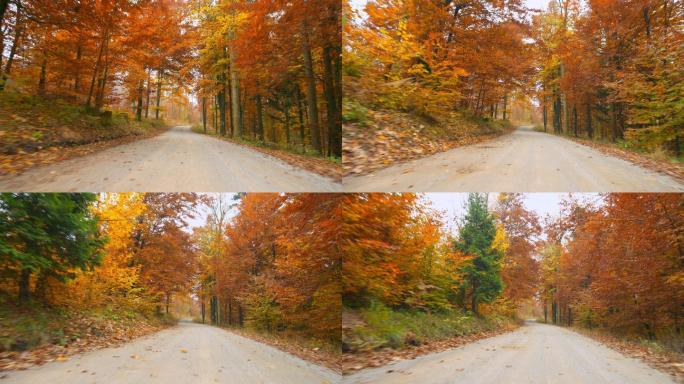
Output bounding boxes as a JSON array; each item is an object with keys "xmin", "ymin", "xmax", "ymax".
[
  {"xmin": 228, "ymin": 42, "xmax": 242, "ymax": 137},
  {"xmin": 295, "ymin": 86, "xmax": 306, "ymax": 152},
  {"xmin": 155, "ymin": 69, "xmax": 163, "ymax": 119},
  {"xmin": 301, "ymin": 20, "xmax": 321, "ymax": 153},
  {"xmin": 202, "ymin": 96, "xmax": 207, "ymax": 134},
  {"xmin": 136, "ymin": 79, "xmax": 143, "ymax": 121},
  {"xmin": 585, "ymin": 103, "xmax": 593, "ymax": 139},
  {"xmin": 86, "ymin": 29, "xmax": 108, "ymax": 108},
  {"xmin": 323, "ymin": 46, "xmax": 341, "ymax": 158},
  {"xmin": 18, "ymin": 268, "xmax": 30, "ymax": 301},
  {"xmin": 145, "ymin": 68, "xmax": 151, "ymax": 119},
  {"xmin": 255, "ymin": 95, "xmax": 264, "ymax": 141},
  {"xmin": 1, "ymin": 10, "xmax": 22, "ymax": 91}
]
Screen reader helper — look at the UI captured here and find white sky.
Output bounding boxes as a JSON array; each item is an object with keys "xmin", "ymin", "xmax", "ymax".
[{"xmin": 350, "ymin": 0, "xmax": 553, "ymax": 14}]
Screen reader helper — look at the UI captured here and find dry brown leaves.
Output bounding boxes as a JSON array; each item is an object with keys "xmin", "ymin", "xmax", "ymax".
[
  {"xmin": 0, "ymin": 316, "xmax": 170, "ymax": 372},
  {"xmin": 567, "ymin": 137, "xmax": 684, "ymax": 183},
  {"xmin": 343, "ymin": 110, "xmax": 514, "ymax": 176},
  {"xmin": 575, "ymin": 328, "xmax": 684, "ymax": 383},
  {"xmin": 341, "ymin": 323, "xmax": 520, "ymax": 374},
  {"xmin": 0, "ymin": 127, "xmax": 169, "ymax": 176},
  {"xmin": 225, "ymin": 327, "xmax": 341, "ymax": 373},
  {"xmin": 213, "ymin": 137, "xmax": 342, "ymax": 181}
]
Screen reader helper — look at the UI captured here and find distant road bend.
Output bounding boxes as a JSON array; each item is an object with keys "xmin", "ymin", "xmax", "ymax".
[{"xmin": 0, "ymin": 125, "xmax": 341, "ymax": 192}]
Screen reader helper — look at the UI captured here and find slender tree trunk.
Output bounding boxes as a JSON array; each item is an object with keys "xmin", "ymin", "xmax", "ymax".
[
  {"xmin": 471, "ymin": 285, "xmax": 479, "ymax": 315},
  {"xmin": 295, "ymin": 86, "xmax": 306, "ymax": 152},
  {"xmin": 202, "ymin": 96, "xmax": 207, "ymax": 134},
  {"xmin": 586, "ymin": 103, "xmax": 593, "ymax": 139},
  {"xmin": 573, "ymin": 103, "xmax": 578, "ymax": 136},
  {"xmin": 87, "ymin": 29, "xmax": 108, "ymax": 108},
  {"xmin": 284, "ymin": 102, "xmax": 291, "ymax": 147},
  {"xmin": 165, "ymin": 293, "xmax": 170, "ymax": 314},
  {"xmin": 145, "ymin": 68, "xmax": 151, "ymax": 119},
  {"xmin": 301, "ymin": 20, "xmax": 321, "ymax": 153},
  {"xmin": 323, "ymin": 46, "xmax": 341, "ymax": 158},
  {"xmin": 502, "ymin": 93, "xmax": 508, "ymax": 120},
  {"xmin": 1, "ymin": 12, "xmax": 22, "ymax": 91},
  {"xmin": 95, "ymin": 34, "xmax": 110, "ymax": 109},
  {"xmin": 38, "ymin": 48, "xmax": 47, "ymax": 95},
  {"xmin": 136, "ymin": 79, "xmax": 143, "ymax": 121},
  {"xmin": 255, "ymin": 95, "xmax": 264, "ymax": 141},
  {"xmin": 74, "ymin": 41, "xmax": 82, "ymax": 91},
  {"xmin": 201, "ymin": 297, "xmax": 206, "ymax": 324},
  {"xmin": 18, "ymin": 268, "xmax": 30, "ymax": 301},
  {"xmin": 228, "ymin": 42, "xmax": 242, "ymax": 137},
  {"xmin": 155, "ymin": 69, "xmax": 163, "ymax": 119}
]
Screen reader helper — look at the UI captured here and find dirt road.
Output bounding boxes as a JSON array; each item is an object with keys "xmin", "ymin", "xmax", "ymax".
[
  {"xmin": 0, "ymin": 126, "xmax": 340, "ymax": 192},
  {"xmin": 1, "ymin": 321, "xmax": 340, "ymax": 384},
  {"xmin": 343, "ymin": 126, "xmax": 683, "ymax": 192},
  {"xmin": 344, "ymin": 322, "xmax": 675, "ymax": 384}
]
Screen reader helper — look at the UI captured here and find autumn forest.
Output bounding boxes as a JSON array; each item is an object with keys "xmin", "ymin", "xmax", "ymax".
[{"xmin": 0, "ymin": 0, "xmax": 341, "ymax": 165}]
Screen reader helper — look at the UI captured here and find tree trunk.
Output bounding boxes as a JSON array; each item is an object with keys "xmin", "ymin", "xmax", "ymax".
[
  {"xmin": 155, "ymin": 69, "xmax": 163, "ymax": 119},
  {"xmin": 502, "ymin": 93, "xmax": 508, "ymax": 120},
  {"xmin": 284, "ymin": 102, "xmax": 291, "ymax": 147},
  {"xmin": 255, "ymin": 95, "xmax": 264, "ymax": 141},
  {"xmin": 323, "ymin": 46, "xmax": 341, "ymax": 158},
  {"xmin": 586, "ymin": 103, "xmax": 593, "ymax": 139},
  {"xmin": 295, "ymin": 86, "xmax": 306, "ymax": 152},
  {"xmin": 1, "ymin": 11, "xmax": 22, "ymax": 91},
  {"xmin": 165, "ymin": 293, "xmax": 170, "ymax": 314},
  {"xmin": 18, "ymin": 268, "xmax": 30, "ymax": 301},
  {"xmin": 136, "ymin": 79, "xmax": 143, "ymax": 121},
  {"xmin": 471, "ymin": 287, "xmax": 479, "ymax": 316},
  {"xmin": 86, "ymin": 29, "xmax": 107, "ymax": 108},
  {"xmin": 573, "ymin": 103, "xmax": 578, "ymax": 136},
  {"xmin": 95, "ymin": 33, "xmax": 110, "ymax": 109},
  {"xmin": 229, "ymin": 43, "xmax": 242, "ymax": 137},
  {"xmin": 202, "ymin": 97, "xmax": 207, "ymax": 134},
  {"xmin": 201, "ymin": 297, "xmax": 206, "ymax": 324},
  {"xmin": 38, "ymin": 48, "xmax": 47, "ymax": 95},
  {"xmin": 74, "ymin": 41, "xmax": 82, "ymax": 91},
  {"xmin": 301, "ymin": 20, "xmax": 321, "ymax": 153},
  {"xmin": 543, "ymin": 95, "xmax": 548, "ymax": 132},
  {"xmin": 145, "ymin": 68, "xmax": 151, "ymax": 119}
]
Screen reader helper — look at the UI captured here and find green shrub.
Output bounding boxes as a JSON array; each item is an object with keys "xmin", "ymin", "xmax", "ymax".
[{"xmin": 342, "ymin": 99, "xmax": 369, "ymax": 125}]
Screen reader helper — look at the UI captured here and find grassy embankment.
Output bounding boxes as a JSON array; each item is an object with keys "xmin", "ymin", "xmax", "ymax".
[
  {"xmin": 0, "ymin": 91, "xmax": 168, "ymax": 173},
  {"xmin": 0, "ymin": 294, "xmax": 175, "ymax": 370},
  {"xmin": 342, "ymin": 95, "xmax": 514, "ymax": 175},
  {"xmin": 344, "ymin": 302, "xmax": 517, "ymax": 353}
]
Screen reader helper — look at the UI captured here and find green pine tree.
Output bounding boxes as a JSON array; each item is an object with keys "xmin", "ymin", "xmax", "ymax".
[
  {"xmin": 453, "ymin": 193, "xmax": 503, "ymax": 315},
  {"xmin": 0, "ymin": 193, "xmax": 105, "ymax": 301}
]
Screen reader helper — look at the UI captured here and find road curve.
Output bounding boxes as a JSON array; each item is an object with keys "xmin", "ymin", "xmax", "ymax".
[
  {"xmin": 1, "ymin": 321, "xmax": 340, "ymax": 384},
  {"xmin": 343, "ymin": 321, "xmax": 675, "ymax": 384},
  {"xmin": 343, "ymin": 126, "xmax": 683, "ymax": 192},
  {"xmin": 0, "ymin": 126, "xmax": 340, "ymax": 192}
]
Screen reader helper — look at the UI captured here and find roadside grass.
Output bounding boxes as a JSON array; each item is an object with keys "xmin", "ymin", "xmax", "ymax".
[
  {"xmin": 344, "ymin": 302, "xmax": 516, "ymax": 353},
  {"xmin": 0, "ymin": 90, "xmax": 168, "ymax": 156},
  {"xmin": 190, "ymin": 124, "xmax": 341, "ymax": 163},
  {"xmin": 0, "ymin": 294, "xmax": 175, "ymax": 354}
]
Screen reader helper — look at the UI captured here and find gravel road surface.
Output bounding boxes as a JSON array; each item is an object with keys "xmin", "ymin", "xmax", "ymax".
[
  {"xmin": 343, "ymin": 126, "xmax": 683, "ymax": 192},
  {"xmin": 343, "ymin": 321, "xmax": 675, "ymax": 384},
  {"xmin": 0, "ymin": 126, "xmax": 340, "ymax": 192},
  {"xmin": 1, "ymin": 321, "xmax": 340, "ymax": 384}
]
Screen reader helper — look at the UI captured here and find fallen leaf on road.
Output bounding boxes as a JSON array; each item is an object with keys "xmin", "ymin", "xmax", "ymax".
[{"xmin": 180, "ymin": 349, "xmax": 188, "ymax": 353}]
